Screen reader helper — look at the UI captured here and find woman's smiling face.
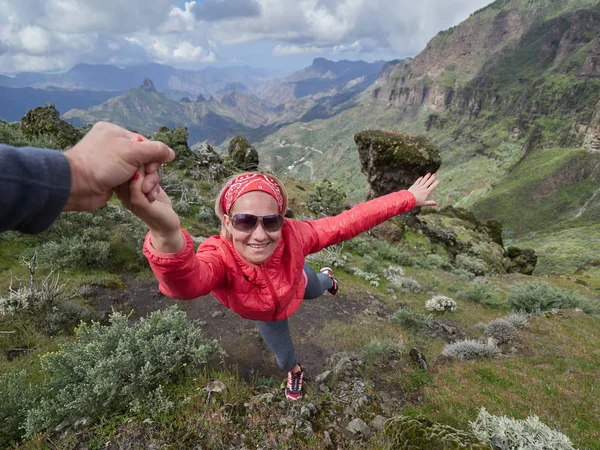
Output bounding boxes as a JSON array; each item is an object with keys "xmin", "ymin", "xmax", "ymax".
[{"xmin": 224, "ymin": 191, "xmax": 282, "ymax": 265}]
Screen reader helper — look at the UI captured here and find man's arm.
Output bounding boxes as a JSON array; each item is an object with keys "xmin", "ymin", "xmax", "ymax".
[{"xmin": 0, "ymin": 144, "xmax": 71, "ymax": 234}]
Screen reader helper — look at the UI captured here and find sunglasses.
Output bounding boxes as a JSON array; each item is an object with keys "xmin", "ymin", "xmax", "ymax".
[{"xmin": 229, "ymin": 213, "xmax": 285, "ymax": 233}]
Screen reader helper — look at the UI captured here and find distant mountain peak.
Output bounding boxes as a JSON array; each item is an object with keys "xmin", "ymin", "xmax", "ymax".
[{"xmin": 141, "ymin": 78, "xmax": 157, "ymax": 92}]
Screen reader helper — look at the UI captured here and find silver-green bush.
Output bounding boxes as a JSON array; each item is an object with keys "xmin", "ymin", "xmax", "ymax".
[
  {"xmin": 384, "ymin": 415, "xmax": 492, "ymax": 449},
  {"xmin": 504, "ymin": 311, "xmax": 530, "ymax": 329},
  {"xmin": 470, "ymin": 407, "xmax": 576, "ymax": 450},
  {"xmin": 484, "ymin": 318, "xmax": 518, "ymax": 345},
  {"xmin": 425, "ymin": 295, "xmax": 457, "ymax": 313},
  {"xmin": 508, "ymin": 282, "xmax": 597, "ymax": 313},
  {"xmin": 455, "ymin": 254, "xmax": 489, "ymax": 276},
  {"xmin": 442, "ymin": 339, "xmax": 500, "ymax": 360},
  {"xmin": 24, "ymin": 307, "xmax": 220, "ymax": 437},
  {"xmin": 0, "ymin": 371, "xmax": 40, "ymax": 446}
]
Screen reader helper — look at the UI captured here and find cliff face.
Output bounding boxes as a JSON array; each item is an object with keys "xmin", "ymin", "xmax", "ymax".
[{"xmin": 371, "ymin": 0, "xmax": 600, "ymax": 137}]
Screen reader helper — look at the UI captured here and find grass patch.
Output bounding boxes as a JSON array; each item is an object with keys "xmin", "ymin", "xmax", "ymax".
[{"xmin": 404, "ymin": 313, "xmax": 600, "ymax": 449}]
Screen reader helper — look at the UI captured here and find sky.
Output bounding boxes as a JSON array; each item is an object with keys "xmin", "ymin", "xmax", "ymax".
[{"xmin": 0, "ymin": 0, "xmax": 493, "ymax": 76}]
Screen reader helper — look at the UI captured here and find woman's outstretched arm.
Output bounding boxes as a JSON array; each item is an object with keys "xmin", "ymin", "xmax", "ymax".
[{"xmin": 295, "ymin": 173, "xmax": 440, "ymax": 255}]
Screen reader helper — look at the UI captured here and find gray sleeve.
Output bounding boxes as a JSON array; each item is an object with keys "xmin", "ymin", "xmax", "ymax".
[{"xmin": 0, "ymin": 144, "xmax": 72, "ymax": 234}]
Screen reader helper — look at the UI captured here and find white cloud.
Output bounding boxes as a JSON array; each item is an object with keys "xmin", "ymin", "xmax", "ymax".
[
  {"xmin": 0, "ymin": 0, "xmax": 216, "ymax": 73},
  {"xmin": 0, "ymin": 0, "xmax": 495, "ymax": 73},
  {"xmin": 215, "ymin": 0, "xmax": 492, "ymax": 56},
  {"xmin": 272, "ymin": 45, "xmax": 323, "ymax": 56}
]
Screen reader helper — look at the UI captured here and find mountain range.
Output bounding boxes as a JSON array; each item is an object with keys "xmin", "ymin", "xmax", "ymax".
[{"xmin": 61, "ymin": 58, "xmax": 385, "ymax": 145}]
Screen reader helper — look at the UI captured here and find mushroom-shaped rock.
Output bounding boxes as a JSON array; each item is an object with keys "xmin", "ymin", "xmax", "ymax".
[{"xmin": 354, "ymin": 130, "xmax": 441, "ymax": 200}]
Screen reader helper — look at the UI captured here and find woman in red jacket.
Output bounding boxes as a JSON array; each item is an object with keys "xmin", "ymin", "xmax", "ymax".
[{"xmin": 119, "ymin": 170, "xmax": 439, "ymax": 401}]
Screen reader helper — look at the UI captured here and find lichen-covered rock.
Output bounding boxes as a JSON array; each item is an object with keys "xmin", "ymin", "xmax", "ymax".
[
  {"xmin": 21, "ymin": 104, "xmax": 83, "ymax": 149},
  {"xmin": 419, "ymin": 213, "xmax": 506, "ymax": 275},
  {"xmin": 383, "ymin": 415, "xmax": 493, "ymax": 449},
  {"xmin": 228, "ymin": 136, "xmax": 259, "ymax": 170},
  {"xmin": 346, "ymin": 418, "xmax": 371, "ymax": 438},
  {"xmin": 191, "ymin": 142, "xmax": 223, "ymax": 166},
  {"xmin": 354, "ymin": 130, "xmax": 442, "ymax": 200},
  {"xmin": 502, "ymin": 246, "xmax": 537, "ymax": 275}
]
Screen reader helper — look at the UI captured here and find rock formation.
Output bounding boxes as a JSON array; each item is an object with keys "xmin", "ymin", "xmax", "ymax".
[
  {"xmin": 228, "ymin": 136, "xmax": 259, "ymax": 171},
  {"xmin": 20, "ymin": 104, "xmax": 83, "ymax": 149},
  {"xmin": 354, "ymin": 130, "xmax": 442, "ymax": 200},
  {"xmin": 503, "ymin": 246, "xmax": 538, "ymax": 275},
  {"xmin": 141, "ymin": 78, "xmax": 157, "ymax": 92}
]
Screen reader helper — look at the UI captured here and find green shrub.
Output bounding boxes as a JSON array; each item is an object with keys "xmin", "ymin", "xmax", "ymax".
[
  {"xmin": 346, "ymin": 236, "xmax": 372, "ymax": 256},
  {"xmin": 456, "ymin": 283, "xmax": 503, "ymax": 308},
  {"xmin": 455, "ymin": 254, "xmax": 489, "ymax": 276},
  {"xmin": 470, "ymin": 407, "xmax": 576, "ymax": 450},
  {"xmin": 36, "ymin": 205, "xmax": 148, "ymax": 271},
  {"xmin": 24, "ymin": 307, "xmax": 220, "ymax": 437},
  {"xmin": 507, "ymin": 282, "xmax": 597, "ymax": 313},
  {"xmin": 0, "ymin": 371, "xmax": 40, "ymax": 446},
  {"xmin": 306, "ymin": 180, "xmax": 348, "ymax": 216},
  {"xmin": 37, "ymin": 235, "xmax": 111, "ymax": 270},
  {"xmin": 363, "ymin": 254, "xmax": 380, "ymax": 273},
  {"xmin": 174, "ymin": 200, "xmax": 193, "ymax": 215},
  {"xmin": 362, "ymin": 338, "xmax": 404, "ymax": 362},
  {"xmin": 393, "ymin": 308, "xmax": 433, "ymax": 332},
  {"xmin": 0, "ymin": 120, "xmax": 63, "ymax": 149}
]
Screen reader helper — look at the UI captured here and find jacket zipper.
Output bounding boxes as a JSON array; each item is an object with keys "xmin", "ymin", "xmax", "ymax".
[{"xmin": 259, "ymin": 266, "xmax": 280, "ymax": 320}]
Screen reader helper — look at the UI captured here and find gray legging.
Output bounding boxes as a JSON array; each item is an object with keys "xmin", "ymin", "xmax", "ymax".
[{"xmin": 255, "ymin": 263, "xmax": 333, "ymax": 371}]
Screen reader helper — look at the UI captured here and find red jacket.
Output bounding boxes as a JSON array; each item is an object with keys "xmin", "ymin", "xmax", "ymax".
[{"xmin": 143, "ymin": 190, "xmax": 416, "ymax": 321}]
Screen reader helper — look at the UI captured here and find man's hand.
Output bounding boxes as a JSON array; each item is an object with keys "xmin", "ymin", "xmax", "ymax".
[
  {"xmin": 62, "ymin": 122, "xmax": 175, "ymax": 211},
  {"xmin": 408, "ymin": 173, "xmax": 440, "ymax": 207}
]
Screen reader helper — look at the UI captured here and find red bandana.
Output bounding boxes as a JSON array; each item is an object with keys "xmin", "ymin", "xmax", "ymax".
[{"xmin": 222, "ymin": 173, "xmax": 284, "ymax": 214}]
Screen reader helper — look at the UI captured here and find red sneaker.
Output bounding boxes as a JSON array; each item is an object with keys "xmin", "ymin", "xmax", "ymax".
[
  {"xmin": 285, "ymin": 366, "xmax": 304, "ymax": 401},
  {"xmin": 320, "ymin": 267, "xmax": 339, "ymax": 296}
]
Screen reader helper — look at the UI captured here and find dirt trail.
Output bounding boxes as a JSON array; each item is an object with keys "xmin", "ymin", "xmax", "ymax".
[{"xmin": 88, "ymin": 278, "xmax": 373, "ymax": 381}]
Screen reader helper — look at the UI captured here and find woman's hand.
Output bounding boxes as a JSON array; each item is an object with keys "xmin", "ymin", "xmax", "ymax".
[
  {"xmin": 408, "ymin": 173, "xmax": 440, "ymax": 207},
  {"xmin": 115, "ymin": 166, "xmax": 184, "ymax": 252}
]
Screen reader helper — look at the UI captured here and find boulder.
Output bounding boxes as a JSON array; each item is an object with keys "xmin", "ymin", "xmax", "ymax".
[
  {"xmin": 228, "ymin": 136, "xmax": 259, "ymax": 170},
  {"xmin": 503, "ymin": 246, "xmax": 538, "ymax": 275},
  {"xmin": 354, "ymin": 130, "xmax": 442, "ymax": 200},
  {"xmin": 346, "ymin": 418, "xmax": 371, "ymax": 438}
]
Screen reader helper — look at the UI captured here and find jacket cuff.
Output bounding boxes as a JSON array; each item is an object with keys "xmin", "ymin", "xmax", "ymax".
[{"xmin": 143, "ymin": 229, "xmax": 194, "ymax": 262}]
